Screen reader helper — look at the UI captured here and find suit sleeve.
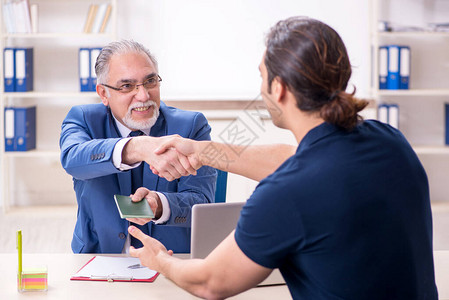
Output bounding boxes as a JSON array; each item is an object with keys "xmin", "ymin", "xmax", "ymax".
[
  {"xmin": 160, "ymin": 112, "xmax": 217, "ymax": 227},
  {"xmin": 59, "ymin": 106, "xmax": 121, "ymax": 180}
]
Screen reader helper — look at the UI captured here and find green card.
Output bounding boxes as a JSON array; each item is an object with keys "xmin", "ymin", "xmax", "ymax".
[{"xmin": 114, "ymin": 195, "xmax": 155, "ymax": 219}]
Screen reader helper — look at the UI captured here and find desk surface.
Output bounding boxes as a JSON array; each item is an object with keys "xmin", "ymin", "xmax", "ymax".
[
  {"xmin": 0, "ymin": 253, "xmax": 290, "ymax": 300},
  {"xmin": 1, "ymin": 251, "xmax": 448, "ymax": 299}
]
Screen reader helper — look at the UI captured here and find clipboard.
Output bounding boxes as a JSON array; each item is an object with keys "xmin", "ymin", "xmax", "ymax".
[{"xmin": 71, "ymin": 256, "xmax": 159, "ymax": 283}]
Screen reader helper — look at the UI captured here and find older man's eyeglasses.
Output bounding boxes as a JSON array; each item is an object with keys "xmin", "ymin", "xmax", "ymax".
[{"xmin": 101, "ymin": 75, "xmax": 162, "ymax": 94}]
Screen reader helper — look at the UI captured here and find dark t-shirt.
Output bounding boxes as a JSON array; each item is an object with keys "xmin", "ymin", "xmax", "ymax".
[{"xmin": 235, "ymin": 120, "xmax": 438, "ymax": 299}]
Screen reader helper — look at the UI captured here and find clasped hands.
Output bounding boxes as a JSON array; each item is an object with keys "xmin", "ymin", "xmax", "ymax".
[
  {"xmin": 123, "ymin": 135, "xmax": 200, "ymax": 225},
  {"xmin": 144, "ymin": 134, "xmax": 202, "ymax": 181}
]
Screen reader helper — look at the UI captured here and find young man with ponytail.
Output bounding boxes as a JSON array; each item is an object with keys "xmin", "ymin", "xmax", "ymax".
[{"xmin": 128, "ymin": 17, "xmax": 438, "ymax": 299}]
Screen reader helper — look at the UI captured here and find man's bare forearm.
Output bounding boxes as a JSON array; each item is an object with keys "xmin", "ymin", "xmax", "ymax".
[{"xmin": 197, "ymin": 141, "xmax": 296, "ymax": 182}]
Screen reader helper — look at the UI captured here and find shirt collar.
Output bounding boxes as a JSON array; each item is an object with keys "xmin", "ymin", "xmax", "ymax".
[{"xmin": 297, "ymin": 122, "xmax": 340, "ymax": 152}]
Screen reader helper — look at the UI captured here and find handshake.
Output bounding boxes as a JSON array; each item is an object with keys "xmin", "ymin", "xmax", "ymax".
[
  {"xmin": 125, "ymin": 134, "xmax": 212, "ymax": 182},
  {"xmin": 148, "ymin": 135, "xmax": 205, "ymax": 181},
  {"xmin": 125, "ymin": 134, "xmax": 295, "ymax": 183}
]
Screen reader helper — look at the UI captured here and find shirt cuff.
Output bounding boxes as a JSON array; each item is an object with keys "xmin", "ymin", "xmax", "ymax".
[
  {"xmin": 113, "ymin": 137, "xmax": 141, "ymax": 170},
  {"xmin": 153, "ymin": 192, "xmax": 170, "ymax": 224}
]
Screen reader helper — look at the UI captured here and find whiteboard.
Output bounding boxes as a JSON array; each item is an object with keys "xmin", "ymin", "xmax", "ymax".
[{"xmin": 119, "ymin": 0, "xmax": 370, "ymax": 100}]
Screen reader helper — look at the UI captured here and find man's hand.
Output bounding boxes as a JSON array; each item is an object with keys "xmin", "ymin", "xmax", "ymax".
[
  {"xmin": 152, "ymin": 136, "xmax": 204, "ymax": 177},
  {"xmin": 123, "ymin": 135, "xmax": 197, "ymax": 181},
  {"xmin": 128, "ymin": 225, "xmax": 174, "ymax": 270},
  {"xmin": 126, "ymin": 187, "xmax": 162, "ymax": 225}
]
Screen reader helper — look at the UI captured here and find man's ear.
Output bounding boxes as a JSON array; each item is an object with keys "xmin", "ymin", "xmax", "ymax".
[
  {"xmin": 97, "ymin": 85, "xmax": 109, "ymax": 106},
  {"xmin": 272, "ymin": 77, "xmax": 286, "ymax": 104}
]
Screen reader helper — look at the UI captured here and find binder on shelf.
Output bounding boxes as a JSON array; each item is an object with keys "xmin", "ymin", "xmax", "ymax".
[
  {"xmin": 399, "ymin": 46, "xmax": 410, "ymax": 89},
  {"xmin": 79, "ymin": 48, "xmax": 91, "ymax": 92},
  {"xmin": 377, "ymin": 103, "xmax": 399, "ymax": 129},
  {"xmin": 388, "ymin": 104, "xmax": 399, "ymax": 129},
  {"xmin": 15, "ymin": 48, "xmax": 33, "ymax": 92},
  {"xmin": 378, "ymin": 46, "xmax": 388, "ymax": 89},
  {"xmin": 90, "ymin": 48, "xmax": 102, "ymax": 90},
  {"xmin": 377, "ymin": 103, "xmax": 389, "ymax": 124},
  {"xmin": 30, "ymin": 3, "xmax": 38, "ymax": 33},
  {"xmin": 2, "ymin": 1, "xmax": 15, "ymax": 33},
  {"xmin": 3, "ymin": 48, "xmax": 15, "ymax": 92},
  {"xmin": 4, "ymin": 108, "xmax": 15, "ymax": 151},
  {"xmin": 387, "ymin": 45, "xmax": 400, "ymax": 90},
  {"xmin": 10, "ymin": 0, "xmax": 32, "ymax": 33},
  {"xmin": 4, "ymin": 106, "xmax": 36, "ymax": 152}
]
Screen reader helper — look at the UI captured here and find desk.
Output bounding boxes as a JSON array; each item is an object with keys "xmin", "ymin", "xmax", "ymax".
[
  {"xmin": 0, "ymin": 253, "xmax": 290, "ymax": 299},
  {"xmin": 1, "ymin": 252, "xmax": 449, "ymax": 299}
]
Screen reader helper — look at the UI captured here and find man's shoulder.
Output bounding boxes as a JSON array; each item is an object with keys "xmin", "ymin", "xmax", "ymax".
[
  {"xmin": 70, "ymin": 103, "xmax": 107, "ymax": 114},
  {"xmin": 160, "ymin": 102, "xmax": 207, "ymax": 123}
]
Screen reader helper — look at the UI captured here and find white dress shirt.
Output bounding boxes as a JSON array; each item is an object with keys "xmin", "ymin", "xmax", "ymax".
[{"xmin": 110, "ymin": 117, "xmax": 171, "ymax": 253}]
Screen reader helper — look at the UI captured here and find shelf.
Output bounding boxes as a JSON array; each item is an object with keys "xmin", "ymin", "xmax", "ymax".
[
  {"xmin": 2, "ymin": 92, "xmax": 98, "ymax": 98},
  {"xmin": 413, "ymin": 146, "xmax": 449, "ymax": 155},
  {"xmin": 377, "ymin": 31, "xmax": 449, "ymax": 38},
  {"xmin": 4, "ymin": 150, "xmax": 60, "ymax": 158},
  {"xmin": 372, "ymin": 89, "xmax": 449, "ymax": 97},
  {"xmin": 1, "ymin": 32, "xmax": 116, "ymax": 39}
]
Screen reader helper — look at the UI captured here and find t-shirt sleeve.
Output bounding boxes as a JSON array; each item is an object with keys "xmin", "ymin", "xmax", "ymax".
[{"xmin": 234, "ymin": 168, "xmax": 305, "ymax": 269}]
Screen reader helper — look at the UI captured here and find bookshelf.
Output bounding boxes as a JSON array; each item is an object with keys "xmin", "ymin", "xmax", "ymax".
[
  {"xmin": 370, "ymin": 0, "xmax": 449, "ymax": 202},
  {"xmin": 0, "ymin": 0, "xmax": 118, "ymax": 212}
]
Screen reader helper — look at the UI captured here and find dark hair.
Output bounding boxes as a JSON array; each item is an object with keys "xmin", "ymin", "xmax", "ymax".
[{"xmin": 264, "ymin": 16, "xmax": 368, "ymax": 130}]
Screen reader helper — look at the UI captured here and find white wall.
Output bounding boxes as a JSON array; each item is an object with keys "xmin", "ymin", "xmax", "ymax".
[
  {"xmin": 2, "ymin": 1, "xmax": 373, "ymax": 207},
  {"xmin": 117, "ymin": 0, "xmax": 371, "ymax": 100}
]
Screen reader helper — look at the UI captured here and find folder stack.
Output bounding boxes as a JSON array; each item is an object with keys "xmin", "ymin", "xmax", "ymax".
[
  {"xmin": 378, "ymin": 45, "xmax": 410, "ymax": 90},
  {"xmin": 4, "ymin": 106, "xmax": 36, "ymax": 152},
  {"xmin": 378, "ymin": 103, "xmax": 399, "ymax": 129},
  {"xmin": 79, "ymin": 47, "xmax": 102, "ymax": 92},
  {"xmin": 3, "ymin": 47, "xmax": 34, "ymax": 92}
]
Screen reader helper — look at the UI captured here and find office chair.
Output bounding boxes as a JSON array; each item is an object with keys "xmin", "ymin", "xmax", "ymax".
[{"xmin": 214, "ymin": 169, "xmax": 228, "ymax": 203}]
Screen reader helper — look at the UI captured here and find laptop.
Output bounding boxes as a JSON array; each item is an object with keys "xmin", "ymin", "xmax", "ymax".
[{"xmin": 191, "ymin": 202, "xmax": 285, "ymax": 286}]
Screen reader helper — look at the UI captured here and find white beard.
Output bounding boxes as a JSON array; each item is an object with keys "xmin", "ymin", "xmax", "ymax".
[{"xmin": 123, "ymin": 101, "xmax": 160, "ymax": 130}]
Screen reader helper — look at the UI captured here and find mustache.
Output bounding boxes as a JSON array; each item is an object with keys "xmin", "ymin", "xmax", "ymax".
[{"xmin": 128, "ymin": 101, "xmax": 157, "ymax": 113}]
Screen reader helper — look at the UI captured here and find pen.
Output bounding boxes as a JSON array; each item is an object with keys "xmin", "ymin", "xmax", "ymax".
[
  {"xmin": 127, "ymin": 263, "xmax": 145, "ymax": 269},
  {"xmin": 17, "ymin": 230, "xmax": 22, "ymax": 290}
]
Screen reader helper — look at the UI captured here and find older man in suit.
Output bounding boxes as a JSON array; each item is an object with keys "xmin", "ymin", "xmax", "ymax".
[{"xmin": 60, "ymin": 40, "xmax": 216, "ymax": 254}]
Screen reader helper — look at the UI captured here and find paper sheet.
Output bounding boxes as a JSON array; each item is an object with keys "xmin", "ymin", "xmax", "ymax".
[{"xmin": 72, "ymin": 256, "xmax": 157, "ymax": 280}]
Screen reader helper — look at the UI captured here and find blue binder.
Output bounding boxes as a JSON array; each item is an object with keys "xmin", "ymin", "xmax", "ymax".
[
  {"xmin": 79, "ymin": 48, "xmax": 91, "ymax": 92},
  {"xmin": 388, "ymin": 104, "xmax": 399, "ymax": 129},
  {"xmin": 399, "ymin": 46, "xmax": 410, "ymax": 89},
  {"xmin": 15, "ymin": 106, "xmax": 36, "ymax": 151},
  {"xmin": 378, "ymin": 46, "xmax": 388, "ymax": 89},
  {"xmin": 90, "ymin": 48, "xmax": 102, "ymax": 91},
  {"xmin": 387, "ymin": 45, "xmax": 400, "ymax": 90},
  {"xmin": 3, "ymin": 48, "xmax": 15, "ymax": 92},
  {"xmin": 4, "ymin": 107, "xmax": 15, "ymax": 151},
  {"xmin": 377, "ymin": 104, "xmax": 389, "ymax": 124},
  {"xmin": 15, "ymin": 48, "xmax": 34, "ymax": 92}
]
